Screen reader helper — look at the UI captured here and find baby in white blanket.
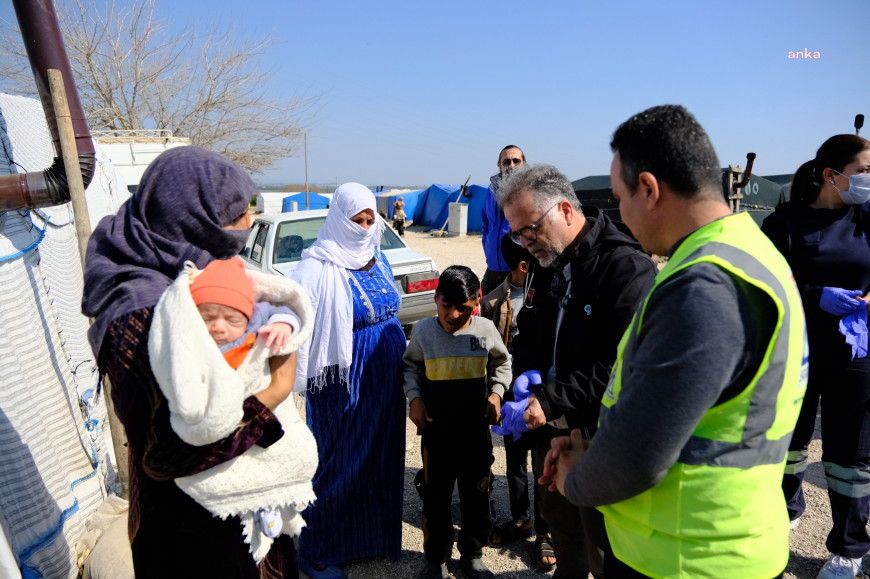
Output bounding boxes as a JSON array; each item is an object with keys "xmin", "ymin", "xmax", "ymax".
[{"xmin": 148, "ymin": 257, "xmax": 318, "ymax": 562}]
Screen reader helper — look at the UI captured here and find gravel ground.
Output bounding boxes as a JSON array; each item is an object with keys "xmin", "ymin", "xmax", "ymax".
[{"xmin": 304, "ymin": 225, "xmax": 863, "ymax": 579}]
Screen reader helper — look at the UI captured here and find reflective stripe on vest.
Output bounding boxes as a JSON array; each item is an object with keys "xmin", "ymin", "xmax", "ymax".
[
  {"xmin": 674, "ymin": 242, "xmax": 793, "ymax": 468},
  {"xmin": 598, "ymin": 212, "xmax": 807, "ymax": 579}
]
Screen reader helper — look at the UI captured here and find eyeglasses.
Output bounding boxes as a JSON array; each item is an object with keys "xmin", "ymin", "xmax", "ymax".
[
  {"xmin": 509, "ymin": 202, "xmax": 559, "ymax": 245},
  {"xmin": 500, "ymin": 158, "xmax": 523, "ymax": 167}
]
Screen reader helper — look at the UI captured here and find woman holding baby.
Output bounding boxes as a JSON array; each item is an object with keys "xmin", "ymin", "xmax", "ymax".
[{"xmin": 82, "ymin": 146, "xmax": 309, "ymax": 578}]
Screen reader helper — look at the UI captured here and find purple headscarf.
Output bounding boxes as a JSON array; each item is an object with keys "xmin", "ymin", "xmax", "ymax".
[{"xmin": 82, "ymin": 146, "xmax": 254, "ymax": 357}]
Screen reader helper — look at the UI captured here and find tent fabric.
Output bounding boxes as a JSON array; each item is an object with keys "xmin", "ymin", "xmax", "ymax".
[
  {"xmin": 282, "ymin": 192, "xmax": 330, "ymax": 211},
  {"xmin": 762, "ymin": 174, "xmax": 794, "ymax": 204},
  {"xmin": 408, "ymin": 184, "xmax": 489, "ymax": 232},
  {"xmin": 572, "ymin": 176, "xmax": 620, "ymax": 221},
  {"xmin": 572, "ymin": 175, "xmax": 612, "ymax": 193},
  {"xmin": 256, "ymin": 192, "xmax": 288, "ymax": 214},
  {"xmin": 376, "ymin": 189, "xmax": 425, "ymax": 221},
  {"xmin": 0, "ymin": 93, "xmax": 124, "ymax": 578},
  {"xmin": 732, "ymin": 174, "xmax": 787, "ymax": 210},
  {"xmin": 417, "ymin": 184, "xmax": 459, "ymax": 228},
  {"xmin": 573, "ymin": 171, "xmax": 788, "ymax": 224}
]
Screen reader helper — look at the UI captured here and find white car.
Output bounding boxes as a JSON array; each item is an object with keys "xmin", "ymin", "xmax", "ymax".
[{"xmin": 238, "ymin": 210, "xmax": 439, "ymax": 331}]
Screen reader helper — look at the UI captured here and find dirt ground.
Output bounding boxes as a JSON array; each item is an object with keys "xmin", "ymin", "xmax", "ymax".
[{"xmin": 316, "ymin": 225, "xmax": 859, "ymax": 579}]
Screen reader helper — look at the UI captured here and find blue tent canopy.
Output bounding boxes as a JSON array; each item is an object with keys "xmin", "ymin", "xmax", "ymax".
[
  {"xmin": 282, "ymin": 192, "xmax": 330, "ymax": 211},
  {"xmin": 410, "ymin": 183, "xmax": 489, "ymax": 231},
  {"xmin": 376, "ymin": 189, "xmax": 426, "ymax": 220}
]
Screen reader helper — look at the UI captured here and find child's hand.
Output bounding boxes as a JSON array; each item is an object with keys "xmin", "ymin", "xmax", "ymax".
[
  {"xmin": 409, "ymin": 398, "xmax": 432, "ymax": 435},
  {"xmin": 486, "ymin": 393, "xmax": 501, "ymax": 425},
  {"xmin": 257, "ymin": 322, "xmax": 294, "ymax": 351}
]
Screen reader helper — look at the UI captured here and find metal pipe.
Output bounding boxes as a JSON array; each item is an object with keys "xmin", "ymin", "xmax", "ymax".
[
  {"xmin": 0, "ymin": 0, "xmax": 95, "ymax": 211},
  {"xmin": 732, "ymin": 152, "xmax": 757, "ymax": 192},
  {"xmin": 304, "ymin": 131, "xmax": 309, "ymax": 210}
]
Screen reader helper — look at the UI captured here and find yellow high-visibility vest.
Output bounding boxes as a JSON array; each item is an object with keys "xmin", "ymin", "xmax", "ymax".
[{"xmin": 599, "ymin": 212, "xmax": 807, "ymax": 579}]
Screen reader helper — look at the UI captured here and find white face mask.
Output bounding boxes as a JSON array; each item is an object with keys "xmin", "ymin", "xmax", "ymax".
[{"xmin": 832, "ymin": 171, "xmax": 870, "ymax": 205}]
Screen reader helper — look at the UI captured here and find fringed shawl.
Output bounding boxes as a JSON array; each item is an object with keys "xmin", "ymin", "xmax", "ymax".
[{"xmin": 290, "ymin": 183, "xmax": 384, "ymax": 392}]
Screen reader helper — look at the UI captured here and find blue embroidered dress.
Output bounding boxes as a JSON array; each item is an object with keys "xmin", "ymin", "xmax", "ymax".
[{"xmin": 300, "ymin": 254, "xmax": 406, "ymax": 565}]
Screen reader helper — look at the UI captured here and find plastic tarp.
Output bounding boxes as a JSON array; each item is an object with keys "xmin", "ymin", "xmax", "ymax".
[
  {"xmin": 572, "ymin": 171, "xmax": 788, "ymax": 226},
  {"xmin": 0, "ymin": 93, "xmax": 123, "ymax": 578},
  {"xmin": 376, "ymin": 189, "xmax": 425, "ymax": 221},
  {"xmin": 727, "ymin": 173, "xmax": 788, "ymax": 227},
  {"xmin": 282, "ymin": 192, "xmax": 330, "ymax": 211},
  {"xmin": 416, "ymin": 184, "xmax": 459, "ymax": 229},
  {"xmin": 411, "ymin": 184, "xmax": 489, "ymax": 232},
  {"xmin": 572, "ymin": 175, "xmax": 619, "ymax": 221},
  {"xmin": 256, "ymin": 192, "xmax": 288, "ymax": 214}
]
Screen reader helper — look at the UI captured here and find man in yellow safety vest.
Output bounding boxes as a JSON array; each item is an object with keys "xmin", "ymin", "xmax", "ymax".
[{"xmin": 539, "ymin": 104, "xmax": 808, "ymax": 579}]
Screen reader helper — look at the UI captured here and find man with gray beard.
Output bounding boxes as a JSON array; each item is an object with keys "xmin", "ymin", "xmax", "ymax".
[{"xmin": 493, "ymin": 164, "xmax": 656, "ymax": 578}]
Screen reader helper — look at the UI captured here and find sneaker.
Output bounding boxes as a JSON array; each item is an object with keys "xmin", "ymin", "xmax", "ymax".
[
  {"xmin": 790, "ymin": 517, "xmax": 801, "ymax": 530},
  {"xmin": 817, "ymin": 554, "xmax": 863, "ymax": 579},
  {"xmin": 420, "ymin": 562, "xmax": 450, "ymax": 579},
  {"xmin": 459, "ymin": 557, "xmax": 495, "ymax": 579}
]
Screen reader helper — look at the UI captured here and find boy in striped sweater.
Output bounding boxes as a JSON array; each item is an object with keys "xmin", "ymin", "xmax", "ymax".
[{"xmin": 404, "ymin": 266, "xmax": 512, "ymax": 579}]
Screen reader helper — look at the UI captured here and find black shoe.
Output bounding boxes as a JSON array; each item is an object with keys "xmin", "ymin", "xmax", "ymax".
[
  {"xmin": 459, "ymin": 557, "xmax": 494, "ymax": 579},
  {"xmin": 420, "ymin": 562, "xmax": 450, "ymax": 579}
]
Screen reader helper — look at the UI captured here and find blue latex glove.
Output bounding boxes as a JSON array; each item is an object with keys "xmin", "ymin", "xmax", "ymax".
[
  {"xmin": 491, "ymin": 399, "xmax": 530, "ymax": 440},
  {"xmin": 512, "ymin": 370, "xmax": 542, "ymax": 402},
  {"xmin": 820, "ymin": 287, "xmax": 863, "ymax": 316},
  {"xmin": 840, "ymin": 306, "xmax": 869, "ymax": 360}
]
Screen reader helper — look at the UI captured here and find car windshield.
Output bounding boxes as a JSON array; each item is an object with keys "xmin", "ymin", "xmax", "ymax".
[{"xmin": 271, "ymin": 216, "xmax": 404, "ymax": 265}]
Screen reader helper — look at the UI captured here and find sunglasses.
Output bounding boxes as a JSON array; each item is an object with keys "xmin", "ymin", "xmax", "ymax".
[{"xmin": 500, "ymin": 158, "xmax": 523, "ymax": 167}]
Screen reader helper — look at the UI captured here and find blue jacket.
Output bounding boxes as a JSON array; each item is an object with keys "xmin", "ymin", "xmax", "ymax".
[{"xmin": 482, "ymin": 173, "xmax": 511, "ymax": 272}]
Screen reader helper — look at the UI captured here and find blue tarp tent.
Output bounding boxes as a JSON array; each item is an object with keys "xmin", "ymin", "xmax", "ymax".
[
  {"xmin": 416, "ymin": 184, "xmax": 459, "ymax": 228},
  {"xmin": 376, "ymin": 189, "xmax": 426, "ymax": 221},
  {"xmin": 282, "ymin": 192, "xmax": 330, "ymax": 211},
  {"xmin": 411, "ymin": 183, "xmax": 489, "ymax": 231}
]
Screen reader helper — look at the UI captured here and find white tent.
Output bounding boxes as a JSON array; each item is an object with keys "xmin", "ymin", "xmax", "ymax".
[
  {"xmin": 0, "ymin": 93, "xmax": 129, "ymax": 578},
  {"xmin": 255, "ymin": 191, "xmax": 289, "ymax": 215}
]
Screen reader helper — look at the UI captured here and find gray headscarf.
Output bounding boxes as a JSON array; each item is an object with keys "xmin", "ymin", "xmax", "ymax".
[{"xmin": 82, "ymin": 146, "xmax": 254, "ymax": 357}]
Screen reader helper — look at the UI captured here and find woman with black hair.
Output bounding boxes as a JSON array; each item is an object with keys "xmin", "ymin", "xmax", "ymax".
[{"xmin": 762, "ymin": 134, "xmax": 870, "ymax": 579}]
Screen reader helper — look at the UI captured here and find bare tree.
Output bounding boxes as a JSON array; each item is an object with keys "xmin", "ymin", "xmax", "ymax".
[{"xmin": 0, "ymin": 0, "xmax": 309, "ymax": 173}]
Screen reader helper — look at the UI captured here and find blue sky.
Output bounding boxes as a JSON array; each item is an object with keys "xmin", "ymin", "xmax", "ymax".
[{"xmin": 6, "ymin": 0, "xmax": 869, "ymax": 189}]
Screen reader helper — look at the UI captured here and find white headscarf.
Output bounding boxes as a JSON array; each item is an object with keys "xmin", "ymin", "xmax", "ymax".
[{"xmin": 291, "ymin": 183, "xmax": 385, "ymax": 391}]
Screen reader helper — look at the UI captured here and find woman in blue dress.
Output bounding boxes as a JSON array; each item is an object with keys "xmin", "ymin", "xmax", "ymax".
[{"xmin": 291, "ymin": 183, "xmax": 406, "ymax": 579}]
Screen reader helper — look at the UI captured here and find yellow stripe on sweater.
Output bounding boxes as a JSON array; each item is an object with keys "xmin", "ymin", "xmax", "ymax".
[{"xmin": 424, "ymin": 356, "xmax": 488, "ymax": 381}]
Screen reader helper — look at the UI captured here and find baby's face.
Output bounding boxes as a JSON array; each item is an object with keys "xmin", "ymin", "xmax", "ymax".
[{"xmin": 197, "ymin": 303, "xmax": 248, "ymax": 346}]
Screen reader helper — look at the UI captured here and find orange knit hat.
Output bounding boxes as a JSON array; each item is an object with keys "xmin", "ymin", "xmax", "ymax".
[{"xmin": 190, "ymin": 258, "xmax": 255, "ymax": 319}]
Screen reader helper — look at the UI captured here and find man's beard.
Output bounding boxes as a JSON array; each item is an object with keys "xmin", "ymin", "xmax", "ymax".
[{"xmin": 529, "ymin": 240, "xmax": 566, "ymax": 268}]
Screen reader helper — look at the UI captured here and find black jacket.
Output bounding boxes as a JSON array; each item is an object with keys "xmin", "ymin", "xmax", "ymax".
[{"xmin": 512, "ymin": 207, "xmax": 657, "ymax": 433}]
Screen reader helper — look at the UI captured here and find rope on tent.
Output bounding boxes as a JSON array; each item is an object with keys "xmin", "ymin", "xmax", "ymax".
[{"xmin": 0, "ymin": 212, "xmax": 49, "ymax": 263}]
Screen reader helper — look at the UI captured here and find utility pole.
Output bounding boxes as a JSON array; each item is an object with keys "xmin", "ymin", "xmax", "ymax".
[{"xmin": 304, "ymin": 131, "xmax": 309, "ymax": 210}]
